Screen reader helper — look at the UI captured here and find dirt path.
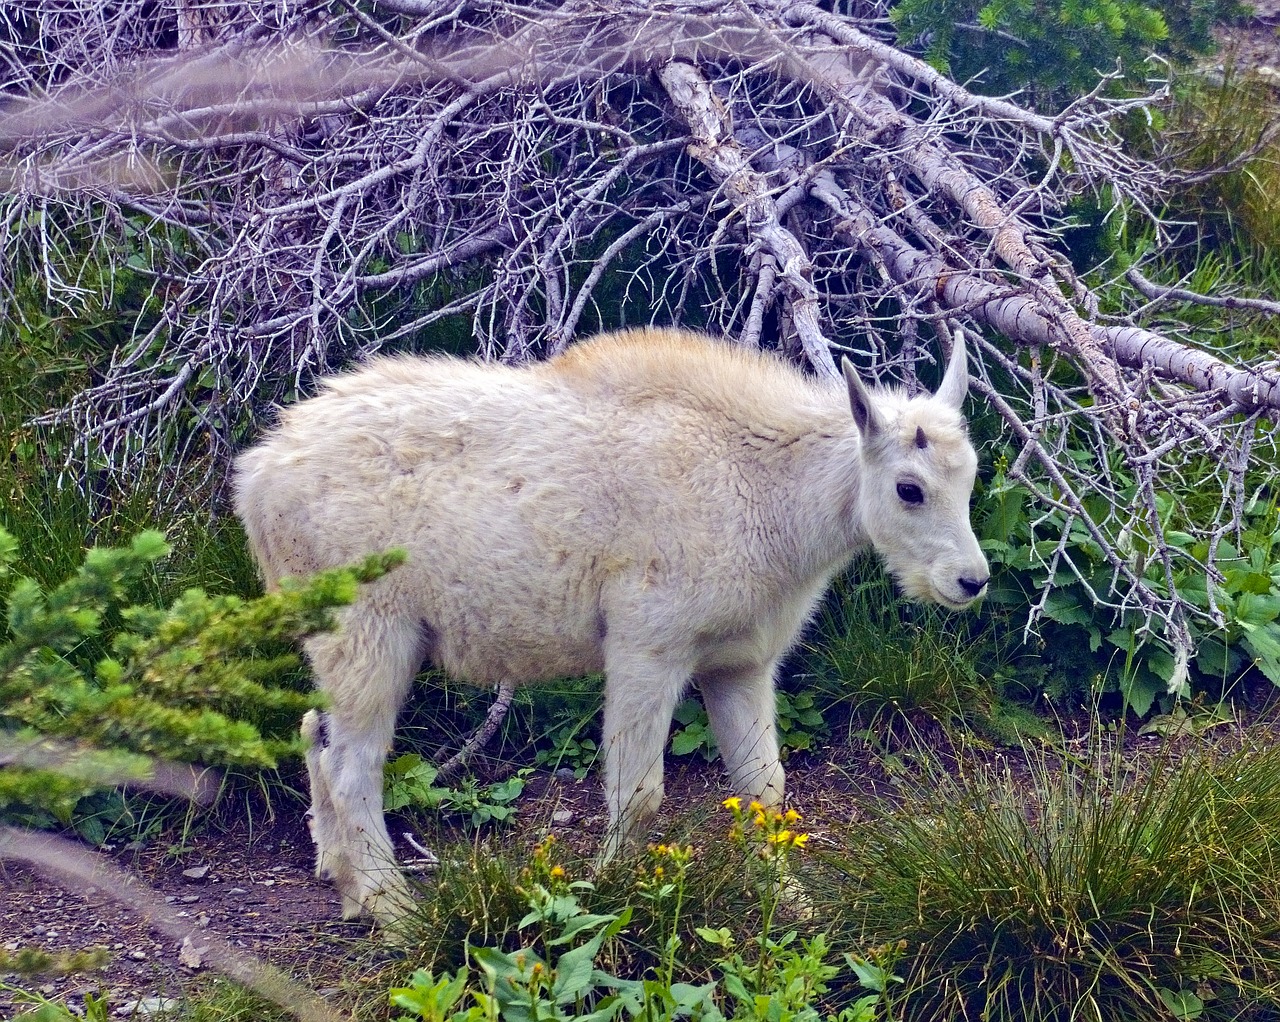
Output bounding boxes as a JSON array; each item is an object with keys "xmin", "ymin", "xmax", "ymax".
[{"xmin": 1, "ymin": 814, "xmax": 347, "ymax": 1017}]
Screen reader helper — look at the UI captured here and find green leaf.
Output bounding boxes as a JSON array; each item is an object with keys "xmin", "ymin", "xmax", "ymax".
[
  {"xmin": 547, "ymin": 912, "xmax": 619, "ymax": 945},
  {"xmin": 550, "ymin": 906, "xmax": 631, "ymax": 1002},
  {"xmin": 551, "ymin": 941, "xmax": 597, "ymax": 1003},
  {"xmin": 667, "ymin": 981, "xmax": 721, "ymax": 1014},
  {"xmin": 471, "ymin": 944, "xmax": 541, "ymax": 983},
  {"xmin": 670, "ymin": 726, "xmax": 710, "ymax": 756},
  {"xmin": 1235, "ymin": 591, "xmax": 1280, "ymax": 625},
  {"xmin": 844, "ymin": 954, "xmax": 903, "ymax": 993},
  {"xmin": 1043, "ymin": 590, "xmax": 1093, "ymax": 627},
  {"xmin": 389, "ymin": 968, "xmax": 470, "ymax": 1021},
  {"xmin": 1119, "ymin": 669, "xmax": 1160, "ymax": 717},
  {"xmin": 696, "ymin": 926, "xmax": 734, "ymax": 947},
  {"xmin": 1195, "ymin": 636, "xmax": 1242, "ymax": 679},
  {"xmin": 672, "ymin": 697, "xmax": 704, "ymax": 725},
  {"xmin": 1158, "ymin": 987, "xmax": 1204, "ymax": 1020},
  {"xmin": 1144, "ymin": 645, "xmax": 1176, "ymax": 685},
  {"xmin": 1240, "ymin": 622, "xmax": 1280, "ymax": 685}
]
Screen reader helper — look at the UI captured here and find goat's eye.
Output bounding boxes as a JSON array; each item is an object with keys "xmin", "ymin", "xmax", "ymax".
[{"xmin": 896, "ymin": 482, "xmax": 924, "ymax": 505}]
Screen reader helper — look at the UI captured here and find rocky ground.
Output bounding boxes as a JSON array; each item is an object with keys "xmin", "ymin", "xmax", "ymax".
[{"xmin": 1215, "ymin": 0, "xmax": 1280, "ymax": 73}]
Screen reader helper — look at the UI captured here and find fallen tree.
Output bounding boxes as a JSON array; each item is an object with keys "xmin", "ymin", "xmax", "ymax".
[{"xmin": 1, "ymin": 0, "xmax": 1278, "ymax": 698}]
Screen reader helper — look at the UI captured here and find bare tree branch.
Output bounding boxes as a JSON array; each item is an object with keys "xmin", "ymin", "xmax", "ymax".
[
  {"xmin": 659, "ymin": 59, "xmax": 837, "ymax": 377},
  {"xmin": 0, "ymin": 827, "xmax": 351, "ymax": 1022},
  {"xmin": 1, "ymin": 0, "xmax": 1277, "ymax": 673}
]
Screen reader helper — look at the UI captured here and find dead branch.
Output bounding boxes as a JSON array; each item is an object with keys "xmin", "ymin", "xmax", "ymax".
[
  {"xmin": 1, "ymin": 0, "xmax": 1278, "ymax": 673},
  {"xmin": 659, "ymin": 59, "xmax": 837, "ymax": 377},
  {"xmin": 0, "ymin": 827, "xmax": 351, "ymax": 1022},
  {"xmin": 435, "ymin": 680, "xmax": 518, "ymax": 780}
]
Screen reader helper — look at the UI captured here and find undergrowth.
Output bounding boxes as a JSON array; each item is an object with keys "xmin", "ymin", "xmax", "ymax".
[
  {"xmin": 391, "ymin": 802, "xmax": 890, "ymax": 1022},
  {"xmin": 805, "ymin": 563, "xmax": 1044, "ymax": 745},
  {"xmin": 822, "ymin": 736, "xmax": 1280, "ymax": 1021}
]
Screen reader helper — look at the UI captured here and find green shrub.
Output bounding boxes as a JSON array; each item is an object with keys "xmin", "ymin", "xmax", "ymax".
[
  {"xmin": 0, "ymin": 525, "xmax": 403, "ymax": 828},
  {"xmin": 392, "ymin": 809, "xmax": 888, "ymax": 1022},
  {"xmin": 890, "ymin": 0, "xmax": 1243, "ymax": 106},
  {"xmin": 384, "ymin": 753, "xmax": 530, "ymax": 829},
  {"xmin": 534, "ymin": 721, "xmax": 600, "ymax": 780},
  {"xmin": 978, "ymin": 448, "xmax": 1280, "ymax": 715}
]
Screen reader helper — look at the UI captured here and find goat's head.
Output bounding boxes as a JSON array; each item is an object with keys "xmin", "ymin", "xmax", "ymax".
[{"xmin": 844, "ymin": 330, "xmax": 989, "ymax": 610}]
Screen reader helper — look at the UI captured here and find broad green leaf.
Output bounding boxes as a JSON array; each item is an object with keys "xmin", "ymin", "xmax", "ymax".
[
  {"xmin": 1240, "ymin": 622, "xmax": 1280, "ymax": 685},
  {"xmin": 551, "ymin": 941, "xmax": 596, "ymax": 1003}
]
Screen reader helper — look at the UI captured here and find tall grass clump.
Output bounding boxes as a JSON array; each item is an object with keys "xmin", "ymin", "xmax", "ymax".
[
  {"xmin": 824, "ymin": 739, "xmax": 1280, "ymax": 1021},
  {"xmin": 1163, "ymin": 65, "xmax": 1280, "ymax": 254},
  {"xmin": 809, "ymin": 565, "xmax": 1002, "ymax": 732}
]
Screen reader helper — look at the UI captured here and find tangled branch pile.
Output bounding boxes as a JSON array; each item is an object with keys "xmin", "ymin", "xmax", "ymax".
[{"xmin": 2, "ymin": 0, "xmax": 1279, "ymax": 687}]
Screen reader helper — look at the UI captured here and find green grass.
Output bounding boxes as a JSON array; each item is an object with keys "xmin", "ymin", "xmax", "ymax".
[
  {"xmin": 820, "ymin": 736, "xmax": 1280, "ymax": 1021},
  {"xmin": 1164, "ymin": 64, "xmax": 1280, "ymax": 258},
  {"xmin": 385, "ymin": 803, "xmax": 883, "ymax": 1022},
  {"xmin": 397, "ymin": 814, "xmax": 772, "ymax": 980},
  {"xmin": 806, "ymin": 564, "xmax": 1029, "ymax": 740}
]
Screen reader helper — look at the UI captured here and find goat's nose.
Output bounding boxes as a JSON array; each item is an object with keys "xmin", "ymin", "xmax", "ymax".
[{"xmin": 958, "ymin": 575, "xmax": 989, "ymax": 598}]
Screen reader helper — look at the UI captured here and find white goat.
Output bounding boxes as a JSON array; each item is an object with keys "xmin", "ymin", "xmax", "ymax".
[{"xmin": 233, "ymin": 327, "xmax": 989, "ymax": 925}]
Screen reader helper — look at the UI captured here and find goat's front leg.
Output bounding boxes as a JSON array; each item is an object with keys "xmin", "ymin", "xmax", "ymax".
[
  {"xmin": 699, "ymin": 660, "xmax": 785, "ymax": 810},
  {"xmin": 599, "ymin": 643, "xmax": 689, "ymax": 861}
]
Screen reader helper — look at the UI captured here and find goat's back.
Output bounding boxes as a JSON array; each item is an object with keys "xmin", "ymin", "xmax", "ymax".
[{"xmin": 233, "ymin": 328, "xmax": 853, "ymax": 684}]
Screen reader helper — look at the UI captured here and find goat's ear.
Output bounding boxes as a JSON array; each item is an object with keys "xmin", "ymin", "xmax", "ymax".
[
  {"xmin": 843, "ymin": 356, "xmax": 882, "ymax": 438},
  {"xmin": 935, "ymin": 327, "xmax": 970, "ymax": 410}
]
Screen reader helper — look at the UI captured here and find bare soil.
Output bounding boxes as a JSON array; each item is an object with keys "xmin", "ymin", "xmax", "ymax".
[{"xmin": 1215, "ymin": 2, "xmax": 1280, "ymax": 73}]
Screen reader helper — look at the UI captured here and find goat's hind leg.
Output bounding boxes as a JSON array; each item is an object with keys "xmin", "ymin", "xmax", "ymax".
[
  {"xmin": 304, "ymin": 611, "xmax": 424, "ymax": 926},
  {"xmin": 302, "ymin": 708, "xmax": 360, "ymax": 916}
]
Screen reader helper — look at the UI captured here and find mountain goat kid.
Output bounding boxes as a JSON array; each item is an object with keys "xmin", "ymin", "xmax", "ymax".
[{"xmin": 233, "ymin": 327, "xmax": 989, "ymax": 926}]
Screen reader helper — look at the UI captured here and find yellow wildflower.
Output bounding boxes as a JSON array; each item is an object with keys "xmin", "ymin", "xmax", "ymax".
[{"xmin": 723, "ymin": 796, "xmax": 742, "ymax": 811}]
